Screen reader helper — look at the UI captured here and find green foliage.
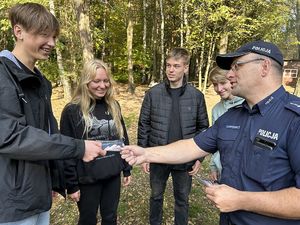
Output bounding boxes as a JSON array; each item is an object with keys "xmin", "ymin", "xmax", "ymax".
[
  {"xmin": 0, "ymin": 0, "xmax": 297, "ymax": 85},
  {"xmin": 37, "ymin": 54, "xmax": 60, "ymax": 83}
]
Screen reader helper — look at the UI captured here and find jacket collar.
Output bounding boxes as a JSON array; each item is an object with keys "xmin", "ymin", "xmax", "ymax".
[
  {"xmin": 164, "ymin": 75, "xmax": 188, "ymax": 96},
  {"xmin": 0, "ymin": 50, "xmax": 41, "ymax": 84}
]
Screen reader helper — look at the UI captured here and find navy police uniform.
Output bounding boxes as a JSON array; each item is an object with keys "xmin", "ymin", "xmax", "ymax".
[{"xmin": 194, "ymin": 86, "xmax": 300, "ymax": 225}]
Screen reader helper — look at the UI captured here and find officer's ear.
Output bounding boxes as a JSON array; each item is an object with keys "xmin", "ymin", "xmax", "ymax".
[{"xmin": 261, "ymin": 58, "xmax": 272, "ymax": 77}]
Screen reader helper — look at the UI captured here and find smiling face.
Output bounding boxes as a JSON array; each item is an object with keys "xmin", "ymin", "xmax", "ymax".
[
  {"xmin": 9, "ymin": 3, "xmax": 60, "ymax": 69},
  {"xmin": 87, "ymin": 68, "xmax": 110, "ymax": 99},
  {"xmin": 12, "ymin": 25, "xmax": 57, "ymax": 70},
  {"xmin": 212, "ymin": 79, "xmax": 234, "ymax": 100},
  {"xmin": 21, "ymin": 28, "xmax": 56, "ymax": 60}
]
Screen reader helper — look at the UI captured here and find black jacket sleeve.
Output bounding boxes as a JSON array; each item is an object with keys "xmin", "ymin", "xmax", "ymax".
[
  {"xmin": 196, "ymin": 92, "xmax": 209, "ymax": 162},
  {"xmin": 0, "ymin": 82, "xmax": 84, "ymax": 160},
  {"xmin": 121, "ymin": 112, "xmax": 132, "ymax": 177},
  {"xmin": 60, "ymin": 105, "xmax": 81, "ymax": 194},
  {"xmin": 137, "ymin": 91, "xmax": 151, "ymax": 147},
  {"xmin": 196, "ymin": 92, "xmax": 209, "ymax": 134}
]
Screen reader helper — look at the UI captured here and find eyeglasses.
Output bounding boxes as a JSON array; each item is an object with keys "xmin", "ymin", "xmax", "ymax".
[{"xmin": 231, "ymin": 58, "xmax": 265, "ymax": 72}]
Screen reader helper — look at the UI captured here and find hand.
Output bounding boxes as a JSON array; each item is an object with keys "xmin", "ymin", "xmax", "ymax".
[
  {"xmin": 142, "ymin": 162, "xmax": 150, "ymax": 174},
  {"xmin": 52, "ymin": 191, "xmax": 58, "ymax": 198},
  {"xmin": 120, "ymin": 145, "xmax": 146, "ymax": 165},
  {"xmin": 210, "ymin": 171, "xmax": 219, "ymax": 182},
  {"xmin": 83, "ymin": 140, "xmax": 106, "ymax": 162},
  {"xmin": 69, "ymin": 190, "xmax": 80, "ymax": 202},
  {"xmin": 205, "ymin": 184, "xmax": 242, "ymax": 212},
  {"xmin": 188, "ymin": 160, "xmax": 201, "ymax": 176},
  {"xmin": 123, "ymin": 175, "xmax": 132, "ymax": 186}
]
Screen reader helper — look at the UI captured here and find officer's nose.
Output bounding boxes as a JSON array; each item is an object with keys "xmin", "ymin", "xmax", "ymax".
[{"xmin": 226, "ymin": 69, "xmax": 235, "ymax": 80}]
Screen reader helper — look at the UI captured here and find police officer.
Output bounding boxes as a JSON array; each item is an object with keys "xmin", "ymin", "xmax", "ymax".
[{"xmin": 121, "ymin": 40, "xmax": 300, "ymax": 225}]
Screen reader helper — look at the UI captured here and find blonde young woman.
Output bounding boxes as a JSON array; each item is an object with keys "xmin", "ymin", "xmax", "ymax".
[{"xmin": 60, "ymin": 59, "xmax": 132, "ymax": 225}]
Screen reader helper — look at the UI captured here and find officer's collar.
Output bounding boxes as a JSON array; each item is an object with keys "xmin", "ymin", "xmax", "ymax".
[{"xmin": 243, "ymin": 86, "xmax": 286, "ymax": 116}]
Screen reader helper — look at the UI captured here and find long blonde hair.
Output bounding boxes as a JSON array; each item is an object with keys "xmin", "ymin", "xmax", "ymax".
[{"xmin": 70, "ymin": 59, "xmax": 124, "ymax": 138}]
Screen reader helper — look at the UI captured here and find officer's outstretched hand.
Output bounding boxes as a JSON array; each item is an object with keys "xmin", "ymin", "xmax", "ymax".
[
  {"xmin": 83, "ymin": 140, "xmax": 107, "ymax": 162},
  {"xmin": 205, "ymin": 184, "xmax": 242, "ymax": 212},
  {"xmin": 121, "ymin": 145, "xmax": 146, "ymax": 166}
]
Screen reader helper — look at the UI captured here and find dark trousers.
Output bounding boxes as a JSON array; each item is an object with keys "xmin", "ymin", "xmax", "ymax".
[
  {"xmin": 77, "ymin": 175, "xmax": 121, "ymax": 225},
  {"xmin": 149, "ymin": 164, "xmax": 192, "ymax": 225}
]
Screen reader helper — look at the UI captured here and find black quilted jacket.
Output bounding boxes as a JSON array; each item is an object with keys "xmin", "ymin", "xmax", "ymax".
[{"xmin": 138, "ymin": 79, "xmax": 209, "ymax": 169}]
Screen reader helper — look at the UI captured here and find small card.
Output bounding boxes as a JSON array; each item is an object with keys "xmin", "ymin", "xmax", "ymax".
[
  {"xmin": 101, "ymin": 140, "xmax": 124, "ymax": 152},
  {"xmin": 193, "ymin": 175, "xmax": 213, "ymax": 186}
]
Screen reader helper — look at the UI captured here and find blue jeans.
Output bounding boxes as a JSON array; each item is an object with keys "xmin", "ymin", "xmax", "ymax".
[
  {"xmin": 149, "ymin": 164, "xmax": 192, "ymax": 225},
  {"xmin": 0, "ymin": 211, "xmax": 49, "ymax": 225}
]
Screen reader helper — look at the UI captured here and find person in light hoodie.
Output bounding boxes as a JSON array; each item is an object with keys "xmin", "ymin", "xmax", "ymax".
[{"xmin": 208, "ymin": 66, "xmax": 244, "ymax": 182}]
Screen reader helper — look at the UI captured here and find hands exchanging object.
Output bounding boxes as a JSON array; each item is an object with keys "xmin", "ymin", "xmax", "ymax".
[
  {"xmin": 120, "ymin": 145, "xmax": 146, "ymax": 165},
  {"xmin": 83, "ymin": 140, "xmax": 107, "ymax": 162},
  {"xmin": 120, "ymin": 145, "xmax": 242, "ymax": 213}
]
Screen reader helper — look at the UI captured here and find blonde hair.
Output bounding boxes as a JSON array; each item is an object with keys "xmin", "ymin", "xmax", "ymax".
[
  {"xmin": 209, "ymin": 67, "xmax": 229, "ymax": 83},
  {"xmin": 71, "ymin": 59, "xmax": 124, "ymax": 138},
  {"xmin": 9, "ymin": 2, "xmax": 60, "ymax": 39}
]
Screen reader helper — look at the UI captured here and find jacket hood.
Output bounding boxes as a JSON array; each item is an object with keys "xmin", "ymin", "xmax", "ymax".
[
  {"xmin": 0, "ymin": 50, "xmax": 22, "ymax": 69},
  {"xmin": 0, "ymin": 50, "xmax": 41, "ymax": 84}
]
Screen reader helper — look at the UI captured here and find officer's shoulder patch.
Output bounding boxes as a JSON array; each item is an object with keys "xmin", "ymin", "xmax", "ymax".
[{"xmin": 285, "ymin": 101, "xmax": 300, "ymax": 116}]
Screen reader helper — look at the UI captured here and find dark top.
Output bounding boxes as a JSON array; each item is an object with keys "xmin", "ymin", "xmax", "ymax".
[
  {"xmin": 167, "ymin": 87, "xmax": 183, "ymax": 143},
  {"xmin": 138, "ymin": 77, "xmax": 209, "ymax": 170},
  {"xmin": 60, "ymin": 99, "xmax": 131, "ymax": 194}
]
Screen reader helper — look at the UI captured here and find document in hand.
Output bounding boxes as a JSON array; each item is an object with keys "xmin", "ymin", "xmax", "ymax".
[{"xmin": 101, "ymin": 140, "xmax": 124, "ymax": 152}]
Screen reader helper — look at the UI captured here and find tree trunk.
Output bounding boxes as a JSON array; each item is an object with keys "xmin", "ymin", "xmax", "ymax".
[
  {"xmin": 101, "ymin": 0, "xmax": 108, "ymax": 60},
  {"xmin": 219, "ymin": 33, "xmax": 228, "ymax": 54},
  {"xmin": 159, "ymin": 0, "xmax": 165, "ymax": 81},
  {"xmin": 180, "ymin": 0, "xmax": 184, "ymax": 47},
  {"xmin": 49, "ymin": 0, "xmax": 72, "ymax": 101},
  {"xmin": 74, "ymin": 0, "xmax": 94, "ymax": 63},
  {"xmin": 151, "ymin": 0, "xmax": 158, "ymax": 82},
  {"xmin": 141, "ymin": 0, "xmax": 148, "ymax": 84},
  {"xmin": 202, "ymin": 36, "xmax": 216, "ymax": 95},
  {"xmin": 294, "ymin": 0, "xmax": 300, "ymax": 96},
  {"xmin": 198, "ymin": 28, "xmax": 206, "ymax": 90},
  {"xmin": 127, "ymin": 0, "xmax": 135, "ymax": 94},
  {"xmin": 184, "ymin": 1, "xmax": 189, "ymax": 44}
]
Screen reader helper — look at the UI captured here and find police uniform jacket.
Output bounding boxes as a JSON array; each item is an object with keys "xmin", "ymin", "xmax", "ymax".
[{"xmin": 194, "ymin": 86, "xmax": 300, "ymax": 225}]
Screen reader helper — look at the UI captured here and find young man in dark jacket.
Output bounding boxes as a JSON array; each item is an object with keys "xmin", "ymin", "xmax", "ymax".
[
  {"xmin": 138, "ymin": 47, "xmax": 209, "ymax": 225},
  {"xmin": 0, "ymin": 3, "xmax": 105, "ymax": 224}
]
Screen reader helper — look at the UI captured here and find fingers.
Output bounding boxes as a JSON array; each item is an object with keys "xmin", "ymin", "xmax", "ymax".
[
  {"xmin": 123, "ymin": 176, "xmax": 132, "ymax": 186},
  {"xmin": 126, "ymin": 155, "xmax": 138, "ymax": 165},
  {"xmin": 142, "ymin": 163, "xmax": 150, "ymax": 174},
  {"xmin": 69, "ymin": 191, "xmax": 80, "ymax": 202},
  {"xmin": 83, "ymin": 141, "xmax": 107, "ymax": 162},
  {"xmin": 188, "ymin": 170, "xmax": 196, "ymax": 176}
]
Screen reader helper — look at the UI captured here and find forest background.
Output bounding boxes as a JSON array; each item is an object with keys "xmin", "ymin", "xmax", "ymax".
[{"xmin": 1, "ymin": 0, "xmax": 300, "ymax": 224}]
